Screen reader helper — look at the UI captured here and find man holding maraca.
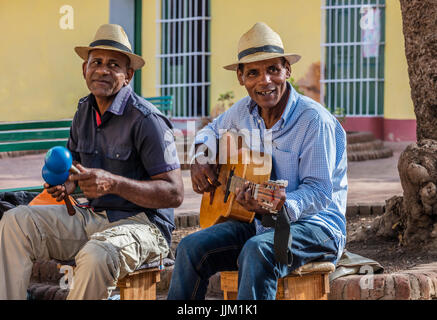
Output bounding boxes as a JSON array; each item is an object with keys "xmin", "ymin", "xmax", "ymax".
[{"xmin": 0, "ymin": 24, "xmax": 183, "ymax": 300}]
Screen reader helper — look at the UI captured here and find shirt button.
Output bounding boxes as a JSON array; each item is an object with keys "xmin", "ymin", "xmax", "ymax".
[
  {"xmin": 116, "ymin": 154, "xmax": 120, "ymax": 158},
  {"xmin": 94, "ymin": 150, "xmax": 99, "ymax": 155}
]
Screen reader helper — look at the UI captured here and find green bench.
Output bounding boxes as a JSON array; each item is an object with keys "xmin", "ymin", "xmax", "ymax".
[
  {"xmin": 0, "ymin": 95, "xmax": 173, "ymax": 193},
  {"xmin": 146, "ymin": 95, "xmax": 173, "ymax": 117}
]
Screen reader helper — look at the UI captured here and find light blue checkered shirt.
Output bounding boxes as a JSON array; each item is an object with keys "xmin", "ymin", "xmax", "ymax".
[{"xmin": 194, "ymin": 83, "xmax": 347, "ymax": 258}]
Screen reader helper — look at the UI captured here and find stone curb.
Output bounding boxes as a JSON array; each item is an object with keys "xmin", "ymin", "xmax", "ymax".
[
  {"xmin": 174, "ymin": 214, "xmax": 200, "ymax": 229},
  {"xmin": 173, "ymin": 203, "xmax": 387, "ymax": 229},
  {"xmin": 328, "ymin": 263, "xmax": 437, "ymax": 300},
  {"xmin": 345, "ymin": 203, "xmax": 386, "ymax": 218},
  {"xmin": 29, "ymin": 263, "xmax": 437, "ymax": 300}
]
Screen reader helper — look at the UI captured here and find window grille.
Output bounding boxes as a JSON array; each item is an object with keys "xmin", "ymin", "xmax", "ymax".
[
  {"xmin": 321, "ymin": 0, "xmax": 385, "ymax": 116},
  {"xmin": 156, "ymin": 0, "xmax": 211, "ymax": 118}
]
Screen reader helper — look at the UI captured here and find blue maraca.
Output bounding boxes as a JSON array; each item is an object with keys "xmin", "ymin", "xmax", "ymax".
[
  {"xmin": 42, "ymin": 165, "xmax": 70, "ymax": 186},
  {"xmin": 42, "ymin": 146, "xmax": 79, "ymax": 216},
  {"xmin": 44, "ymin": 146, "xmax": 73, "ymax": 174}
]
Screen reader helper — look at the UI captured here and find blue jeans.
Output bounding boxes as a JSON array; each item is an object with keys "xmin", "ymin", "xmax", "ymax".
[{"xmin": 167, "ymin": 219, "xmax": 339, "ymax": 300}]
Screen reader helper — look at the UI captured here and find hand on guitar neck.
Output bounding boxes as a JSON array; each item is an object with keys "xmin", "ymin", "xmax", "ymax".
[{"xmin": 191, "ymin": 163, "xmax": 221, "ymax": 194}]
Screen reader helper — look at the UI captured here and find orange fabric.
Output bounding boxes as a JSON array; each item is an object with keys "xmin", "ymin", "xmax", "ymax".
[{"xmin": 28, "ymin": 189, "xmax": 74, "ymax": 206}]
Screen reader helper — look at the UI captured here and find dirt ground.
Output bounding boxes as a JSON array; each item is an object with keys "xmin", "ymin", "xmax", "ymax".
[{"xmin": 346, "ymin": 214, "xmax": 437, "ymax": 273}]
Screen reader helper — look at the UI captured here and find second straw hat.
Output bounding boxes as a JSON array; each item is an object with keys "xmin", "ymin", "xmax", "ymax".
[{"xmin": 223, "ymin": 22, "xmax": 301, "ymax": 71}]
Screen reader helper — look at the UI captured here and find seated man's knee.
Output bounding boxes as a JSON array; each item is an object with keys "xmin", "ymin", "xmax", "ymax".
[
  {"xmin": 175, "ymin": 232, "xmax": 201, "ymax": 257},
  {"xmin": 238, "ymin": 237, "xmax": 271, "ymax": 266},
  {"xmin": 174, "ymin": 232, "xmax": 214, "ymax": 269},
  {"xmin": 1, "ymin": 206, "xmax": 31, "ymax": 227},
  {"xmin": 75, "ymin": 240, "xmax": 120, "ymax": 279}
]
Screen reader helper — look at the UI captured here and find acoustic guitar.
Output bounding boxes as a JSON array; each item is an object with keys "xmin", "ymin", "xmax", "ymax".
[{"xmin": 199, "ymin": 132, "xmax": 288, "ymax": 229}]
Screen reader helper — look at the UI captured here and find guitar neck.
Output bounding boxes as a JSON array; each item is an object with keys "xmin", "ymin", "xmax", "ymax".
[{"xmin": 229, "ymin": 176, "xmax": 259, "ymax": 199}]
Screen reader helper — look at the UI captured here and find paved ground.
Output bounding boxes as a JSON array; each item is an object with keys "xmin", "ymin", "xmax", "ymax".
[{"xmin": 0, "ymin": 141, "xmax": 411, "ymax": 212}]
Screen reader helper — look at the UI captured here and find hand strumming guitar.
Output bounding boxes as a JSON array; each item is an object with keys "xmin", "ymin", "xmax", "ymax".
[{"xmin": 235, "ymin": 181, "xmax": 286, "ymax": 216}]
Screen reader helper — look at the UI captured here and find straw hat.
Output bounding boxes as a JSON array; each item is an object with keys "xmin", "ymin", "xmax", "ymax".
[
  {"xmin": 75, "ymin": 24, "xmax": 145, "ymax": 70},
  {"xmin": 223, "ymin": 22, "xmax": 301, "ymax": 71}
]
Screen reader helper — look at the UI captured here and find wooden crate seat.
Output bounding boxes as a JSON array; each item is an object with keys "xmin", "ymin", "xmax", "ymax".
[
  {"xmin": 57, "ymin": 257, "xmax": 174, "ymax": 300},
  {"xmin": 220, "ymin": 261, "xmax": 335, "ymax": 300}
]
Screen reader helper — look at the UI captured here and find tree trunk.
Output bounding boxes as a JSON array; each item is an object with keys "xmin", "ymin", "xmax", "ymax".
[
  {"xmin": 400, "ymin": 0, "xmax": 437, "ymax": 141},
  {"xmin": 357, "ymin": 1, "xmax": 437, "ymax": 247}
]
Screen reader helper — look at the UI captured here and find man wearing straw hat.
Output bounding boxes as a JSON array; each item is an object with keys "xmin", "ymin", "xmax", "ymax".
[
  {"xmin": 168, "ymin": 22, "xmax": 347, "ymax": 300},
  {"xmin": 0, "ymin": 24, "xmax": 183, "ymax": 300}
]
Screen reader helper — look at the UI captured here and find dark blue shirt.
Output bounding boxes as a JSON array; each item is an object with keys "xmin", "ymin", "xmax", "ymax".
[{"xmin": 67, "ymin": 85, "xmax": 180, "ymax": 245}]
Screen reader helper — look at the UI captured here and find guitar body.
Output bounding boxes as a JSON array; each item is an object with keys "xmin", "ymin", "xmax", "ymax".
[{"xmin": 199, "ymin": 144, "xmax": 272, "ymax": 229}]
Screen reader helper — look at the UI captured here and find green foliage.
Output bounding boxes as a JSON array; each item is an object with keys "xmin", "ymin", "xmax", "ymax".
[
  {"xmin": 332, "ymin": 107, "xmax": 346, "ymax": 123},
  {"xmin": 288, "ymin": 77, "xmax": 304, "ymax": 95},
  {"xmin": 288, "ymin": 77, "xmax": 345, "ymax": 122},
  {"xmin": 211, "ymin": 91, "xmax": 235, "ymax": 118},
  {"xmin": 217, "ymin": 91, "xmax": 234, "ymax": 102}
]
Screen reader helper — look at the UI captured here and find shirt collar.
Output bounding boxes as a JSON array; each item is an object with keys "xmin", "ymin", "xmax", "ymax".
[
  {"xmin": 248, "ymin": 82, "xmax": 298, "ymax": 123},
  {"xmin": 90, "ymin": 85, "xmax": 133, "ymax": 116},
  {"xmin": 107, "ymin": 85, "xmax": 132, "ymax": 115}
]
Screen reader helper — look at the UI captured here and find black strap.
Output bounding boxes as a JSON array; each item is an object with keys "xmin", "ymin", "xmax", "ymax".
[
  {"xmin": 261, "ymin": 207, "xmax": 292, "ymax": 266},
  {"xmin": 238, "ymin": 45, "xmax": 284, "ymax": 60},
  {"xmin": 89, "ymin": 39, "xmax": 132, "ymax": 53}
]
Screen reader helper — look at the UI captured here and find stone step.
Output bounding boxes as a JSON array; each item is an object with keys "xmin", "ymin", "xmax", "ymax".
[
  {"xmin": 347, "ymin": 139, "xmax": 384, "ymax": 152},
  {"xmin": 347, "ymin": 131, "xmax": 376, "ymax": 144},
  {"xmin": 347, "ymin": 147, "xmax": 394, "ymax": 162}
]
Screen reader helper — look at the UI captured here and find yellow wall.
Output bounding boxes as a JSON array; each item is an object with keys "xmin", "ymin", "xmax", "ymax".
[
  {"xmin": 383, "ymin": 0, "xmax": 415, "ymax": 120},
  {"xmin": 0, "ymin": 0, "xmax": 109, "ymax": 122},
  {"xmin": 210, "ymin": 0, "xmax": 321, "ymax": 109},
  {"xmin": 141, "ymin": 0, "xmax": 158, "ymax": 97},
  {"xmin": 129, "ymin": 0, "xmax": 415, "ymax": 122}
]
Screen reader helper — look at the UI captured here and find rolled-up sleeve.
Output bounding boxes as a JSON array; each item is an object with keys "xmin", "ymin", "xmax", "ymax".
[{"xmin": 135, "ymin": 113, "xmax": 180, "ymax": 176}]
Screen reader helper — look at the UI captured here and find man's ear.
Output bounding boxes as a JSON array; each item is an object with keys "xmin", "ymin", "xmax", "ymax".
[
  {"xmin": 237, "ymin": 69, "xmax": 244, "ymax": 86},
  {"xmin": 284, "ymin": 61, "xmax": 291, "ymax": 79},
  {"xmin": 124, "ymin": 67, "xmax": 135, "ymax": 86},
  {"xmin": 82, "ymin": 61, "xmax": 88, "ymax": 79}
]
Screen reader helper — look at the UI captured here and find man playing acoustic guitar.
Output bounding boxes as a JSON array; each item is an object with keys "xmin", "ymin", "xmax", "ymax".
[{"xmin": 168, "ymin": 22, "xmax": 348, "ymax": 300}]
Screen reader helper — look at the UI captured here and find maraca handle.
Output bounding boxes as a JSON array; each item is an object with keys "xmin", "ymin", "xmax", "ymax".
[
  {"xmin": 60, "ymin": 183, "xmax": 76, "ymax": 216},
  {"xmin": 64, "ymin": 194, "xmax": 76, "ymax": 216},
  {"xmin": 70, "ymin": 164, "xmax": 80, "ymax": 174}
]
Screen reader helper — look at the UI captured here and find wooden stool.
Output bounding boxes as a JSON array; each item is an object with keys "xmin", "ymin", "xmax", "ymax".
[
  {"xmin": 220, "ymin": 261, "xmax": 335, "ymax": 300},
  {"xmin": 116, "ymin": 267, "xmax": 161, "ymax": 300},
  {"xmin": 57, "ymin": 258, "xmax": 174, "ymax": 300}
]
